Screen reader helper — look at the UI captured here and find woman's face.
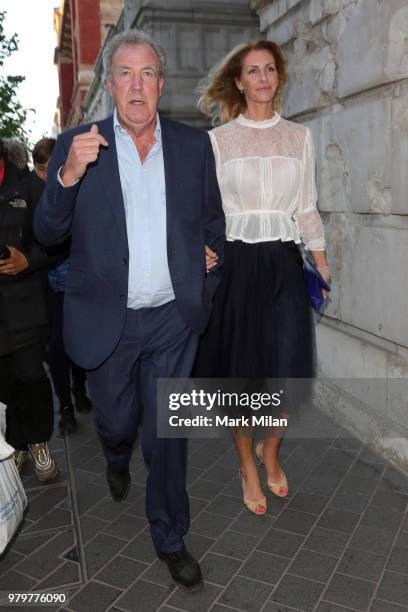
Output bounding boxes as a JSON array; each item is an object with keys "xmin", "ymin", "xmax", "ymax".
[{"xmin": 235, "ymin": 49, "xmax": 278, "ymax": 108}]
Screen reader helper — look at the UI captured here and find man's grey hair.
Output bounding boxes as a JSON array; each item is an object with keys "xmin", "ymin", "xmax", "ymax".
[
  {"xmin": 3, "ymin": 139, "xmax": 29, "ymax": 170},
  {"xmin": 103, "ymin": 29, "xmax": 167, "ymax": 85}
]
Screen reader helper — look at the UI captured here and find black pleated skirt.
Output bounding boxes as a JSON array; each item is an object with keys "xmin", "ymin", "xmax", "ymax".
[{"xmin": 193, "ymin": 240, "xmax": 315, "ymax": 413}]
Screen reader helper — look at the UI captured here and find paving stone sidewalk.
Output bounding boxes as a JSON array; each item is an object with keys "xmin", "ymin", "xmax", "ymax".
[{"xmin": 2, "ymin": 406, "xmax": 408, "ymax": 612}]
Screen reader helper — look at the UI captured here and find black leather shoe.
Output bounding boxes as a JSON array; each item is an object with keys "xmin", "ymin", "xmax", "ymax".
[
  {"xmin": 106, "ymin": 463, "xmax": 130, "ymax": 502},
  {"xmin": 59, "ymin": 406, "xmax": 78, "ymax": 435},
  {"xmin": 158, "ymin": 547, "xmax": 203, "ymax": 591}
]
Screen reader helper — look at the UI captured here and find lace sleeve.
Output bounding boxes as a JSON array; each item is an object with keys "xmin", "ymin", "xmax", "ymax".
[
  {"xmin": 294, "ymin": 128, "xmax": 326, "ymax": 251},
  {"xmin": 209, "ymin": 131, "xmax": 221, "ymax": 177}
]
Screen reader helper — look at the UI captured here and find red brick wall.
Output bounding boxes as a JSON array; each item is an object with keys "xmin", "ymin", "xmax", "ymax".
[
  {"xmin": 57, "ymin": 0, "xmax": 102, "ymax": 128},
  {"xmin": 75, "ymin": 0, "xmax": 101, "ymax": 65},
  {"xmin": 59, "ymin": 61, "xmax": 74, "ymax": 128}
]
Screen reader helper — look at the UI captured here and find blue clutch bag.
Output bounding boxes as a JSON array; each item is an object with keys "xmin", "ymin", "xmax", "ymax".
[{"xmin": 303, "ymin": 258, "xmax": 331, "ymax": 312}]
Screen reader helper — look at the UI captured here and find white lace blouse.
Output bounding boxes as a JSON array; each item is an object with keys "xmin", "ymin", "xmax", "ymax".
[{"xmin": 209, "ymin": 113, "xmax": 326, "ymax": 251}]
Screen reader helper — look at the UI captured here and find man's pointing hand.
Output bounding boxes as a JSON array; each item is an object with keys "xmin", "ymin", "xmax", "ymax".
[{"xmin": 60, "ymin": 124, "xmax": 108, "ymax": 187}]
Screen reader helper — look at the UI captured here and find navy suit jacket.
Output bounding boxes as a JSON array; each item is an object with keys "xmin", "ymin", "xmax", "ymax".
[{"xmin": 34, "ymin": 114, "xmax": 225, "ymax": 369}]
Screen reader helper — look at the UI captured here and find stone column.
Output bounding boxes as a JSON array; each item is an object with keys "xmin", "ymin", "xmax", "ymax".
[{"xmin": 252, "ymin": 0, "xmax": 408, "ymax": 471}]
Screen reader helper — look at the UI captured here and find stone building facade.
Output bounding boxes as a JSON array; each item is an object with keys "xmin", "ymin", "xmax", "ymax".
[
  {"xmin": 82, "ymin": 0, "xmax": 259, "ymax": 127},
  {"xmin": 54, "ymin": 0, "xmax": 122, "ymax": 130},
  {"xmin": 252, "ymin": 0, "xmax": 408, "ymax": 470}
]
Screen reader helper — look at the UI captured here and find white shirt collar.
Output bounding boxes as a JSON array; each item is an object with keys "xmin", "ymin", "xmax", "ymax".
[{"xmin": 236, "ymin": 112, "xmax": 281, "ymax": 129}]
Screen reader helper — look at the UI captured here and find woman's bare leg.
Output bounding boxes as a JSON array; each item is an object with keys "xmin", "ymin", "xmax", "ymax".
[
  {"xmin": 262, "ymin": 435, "xmax": 283, "ymax": 482},
  {"xmin": 234, "ymin": 434, "xmax": 265, "ymax": 503}
]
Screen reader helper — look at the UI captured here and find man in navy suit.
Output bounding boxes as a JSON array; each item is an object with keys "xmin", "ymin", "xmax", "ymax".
[{"xmin": 34, "ymin": 29, "xmax": 225, "ymax": 590}]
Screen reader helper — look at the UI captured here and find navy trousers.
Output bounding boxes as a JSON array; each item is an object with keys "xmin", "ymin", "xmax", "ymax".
[{"xmin": 86, "ymin": 300, "xmax": 198, "ymax": 553}]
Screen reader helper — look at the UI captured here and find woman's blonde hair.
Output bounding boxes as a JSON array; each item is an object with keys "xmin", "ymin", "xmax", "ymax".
[{"xmin": 198, "ymin": 40, "xmax": 287, "ymax": 126}]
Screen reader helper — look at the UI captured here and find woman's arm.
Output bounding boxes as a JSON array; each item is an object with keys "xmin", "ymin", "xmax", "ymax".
[{"xmin": 296, "ymin": 128, "xmax": 330, "ymax": 297}]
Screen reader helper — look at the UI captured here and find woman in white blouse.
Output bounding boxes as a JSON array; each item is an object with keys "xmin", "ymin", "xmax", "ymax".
[{"xmin": 194, "ymin": 40, "xmax": 330, "ymax": 515}]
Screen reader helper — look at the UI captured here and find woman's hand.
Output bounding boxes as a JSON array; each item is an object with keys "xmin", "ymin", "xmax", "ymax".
[
  {"xmin": 317, "ymin": 265, "xmax": 330, "ymax": 299},
  {"xmin": 0, "ymin": 246, "xmax": 29, "ymax": 275},
  {"xmin": 311, "ymin": 250, "xmax": 330, "ymax": 300},
  {"xmin": 205, "ymin": 244, "xmax": 218, "ymax": 272}
]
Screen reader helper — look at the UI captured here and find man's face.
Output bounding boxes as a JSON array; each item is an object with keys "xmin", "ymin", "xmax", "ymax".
[
  {"xmin": 108, "ymin": 43, "xmax": 164, "ymax": 131},
  {"xmin": 34, "ymin": 160, "xmax": 49, "ymax": 182}
]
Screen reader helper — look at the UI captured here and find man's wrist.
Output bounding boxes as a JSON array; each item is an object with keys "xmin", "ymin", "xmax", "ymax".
[{"xmin": 58, "ymin": 165, "xmax": 81, "ymax": 188}]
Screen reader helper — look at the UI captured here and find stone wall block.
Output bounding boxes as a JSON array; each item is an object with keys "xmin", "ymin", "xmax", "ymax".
[
  {"xmin": 321, "ymin": 10, "xmax": 347, "ymax": 44},
  {"xmin": 386, "ymin": 349, "xmax": 408, "ymax": 431},
  {"xmin": 320, "ymin": 142, "xmax": 351, "ymax": 214},
  {"xmin": 265, "ymin": 18, "xmax": 295, "ymax": 47},
  {"xmin": 315, "ymin": 323, "xmax": 388, "ymax": 415},
  {"xmin": 344, "ymin": 97, "xmax": 391, "ymax": 214},
  {"xmin": 312, "ymin": 110, "xmax": 351, "ymax": 214},
  {"xmin": 283, "ymin": 38, "xmax": 334, "ymax": 115},
  {"xmin": 314, "ymin": 97, "xmax": 392, "ymax": 214},
  {"xmin": 388, "ymin": 349, "xmax": 408, "ymax": 379},
  {"xmin": 258, "ymin": 0, "xmax": 303, "ymax": 31},
  {"xmin": 387, "ymin": 379, "xmax": 408, "ymax": 432},
  {"xmin": 309, "ymin": 0, "xmax": 326, "ymax": 24},
  {"xmin": 336, "ymin": 224, "xmax": 408, "ymax": 345},
  {"xmin": 390, "ymin": 84, "xmax": 408, "ymax": 214},
  {"xmin": 310, "ymin": 0, "xmax": 357, "ymax": 25},
  {"xmin": 320, "ymin": 51, "xmax": 336, "ymax": 94},
  {"xmin": 319, "ymin": 215, "xmax": 408, "ymax": 348},
  {"xmin": 320, "ymin": 212, "xmax": 359, "ymax": 319},
  {"xmin": 336, "ymin": 0, "xmax": 408, "ymax": 98},
  {"xmin": 385, "ymin": 4, "xmax": 408, "ymax": 81}
]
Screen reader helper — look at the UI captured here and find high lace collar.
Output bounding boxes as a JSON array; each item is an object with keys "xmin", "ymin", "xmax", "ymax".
[{"xmin": 236, "ymin": 113, "xmax": 281, "ymax": 129}]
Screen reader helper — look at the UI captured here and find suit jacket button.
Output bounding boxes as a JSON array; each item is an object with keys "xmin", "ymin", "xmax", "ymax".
[
  {"xmin": 120, "ymin": 294, "xmax": 125, "ymax": 300},
  {"xmin": 122, "ymin": 258, "xmax": 127, "ymax": 265}
]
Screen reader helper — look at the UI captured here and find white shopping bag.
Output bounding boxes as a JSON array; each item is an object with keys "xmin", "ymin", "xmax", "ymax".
[{"xmin": 0, "ymin": 402, "xmax": 28, "ymax": 555}]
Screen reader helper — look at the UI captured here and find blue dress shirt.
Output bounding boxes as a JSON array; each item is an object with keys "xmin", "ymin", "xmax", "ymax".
[{"xmin": 113, "ymin": 110, "xmax": 175, "ymax": 309}]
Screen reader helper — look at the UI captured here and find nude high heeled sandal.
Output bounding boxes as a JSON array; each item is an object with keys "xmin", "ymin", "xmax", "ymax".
[
  {"xmin": 239, "ymin": 470, "xmax": 267, "ymax": 515},
  {"xmin": 255, "ymin": 441, "xmax": 288, "ymax": 498}
]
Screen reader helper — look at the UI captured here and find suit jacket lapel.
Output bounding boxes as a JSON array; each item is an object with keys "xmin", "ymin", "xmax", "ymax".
[
  {"xmin": 160, "ymin": 115, "xmax": 181, "ymax": 245},
  {"xmin": 97, "ymin": 116, "xmax": 128, "ymax": 246}
]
